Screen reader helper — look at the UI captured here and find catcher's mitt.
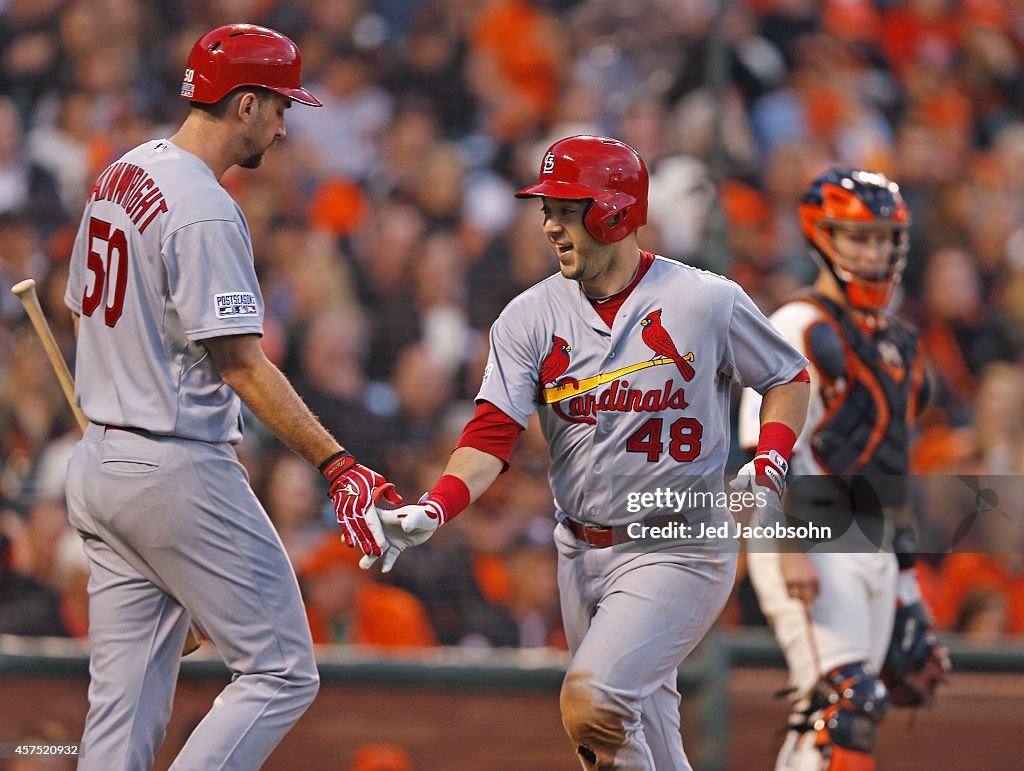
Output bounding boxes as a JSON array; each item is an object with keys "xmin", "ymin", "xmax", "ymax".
[{"xmin": 880, "ymin": 601, "xmax": 950, "ymax": 708}]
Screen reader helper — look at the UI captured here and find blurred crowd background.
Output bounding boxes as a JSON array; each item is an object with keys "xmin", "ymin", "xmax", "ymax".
[{"xmin": 2, "ymin": 0, "xmax": 1024, "ymax": 655}]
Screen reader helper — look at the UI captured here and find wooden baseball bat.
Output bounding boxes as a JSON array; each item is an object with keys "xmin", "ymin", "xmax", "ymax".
[
  {"xmin": 11, "ymin": 279, "xmax": 87, "ymax": 432},
  {"xmin": 11, "ymin": 278, "xmax": 203, "ymax": 657}
]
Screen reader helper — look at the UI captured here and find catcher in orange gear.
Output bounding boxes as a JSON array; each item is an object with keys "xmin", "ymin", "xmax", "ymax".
[{"xmin": 740, "ymin": 168, "xmax": 949, "ymax": 771}]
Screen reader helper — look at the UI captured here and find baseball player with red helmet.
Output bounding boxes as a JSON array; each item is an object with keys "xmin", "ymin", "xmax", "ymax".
[
  {"xmin": 63, "ymin": 24, "xmax": 398, "ymax": 769},
  {"xmin": 739, "ymin": 168, "xmax": 949, "ymax": 770},
  {"xmin": 363, "ymin": 135, "xmax": 810, "ymax": 769}
]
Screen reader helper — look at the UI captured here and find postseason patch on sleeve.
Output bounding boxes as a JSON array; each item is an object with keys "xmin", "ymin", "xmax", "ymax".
[{"xmin": 214, "ymin": 292, "xmax": 258, "ymax": 319}]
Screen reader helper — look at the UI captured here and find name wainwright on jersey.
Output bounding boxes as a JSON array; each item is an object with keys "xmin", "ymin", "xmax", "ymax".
[{"xmin": 86, "ymin": 161, "xmax": 169, "ymax": 234}]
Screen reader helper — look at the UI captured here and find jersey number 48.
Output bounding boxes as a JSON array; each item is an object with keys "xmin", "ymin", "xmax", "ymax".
[{"xmin": 625, "ymin": 417, "xmax": 703, "ymax": 462}]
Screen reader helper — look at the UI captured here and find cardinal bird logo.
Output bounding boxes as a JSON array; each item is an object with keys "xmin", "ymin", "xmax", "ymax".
[
  {"xmin": 540, "ymin": 335, "xmax": 578, "ymax": 388},
  {"xmin": 640, "ymin": 309, "xmax": 695, "ymax": 381}
]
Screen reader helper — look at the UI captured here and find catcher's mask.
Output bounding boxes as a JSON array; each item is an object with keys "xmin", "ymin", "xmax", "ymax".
[
  {"xmin": 516, "ymin": 135, "xmax": 648, "ymax": 243},
  {"xmin": 181, "ymin": 24, "xmax": 321, "ymax": 107},
  {"xmin": 799, "ymin": 167, "xmax": 909, "ymax": 311}
]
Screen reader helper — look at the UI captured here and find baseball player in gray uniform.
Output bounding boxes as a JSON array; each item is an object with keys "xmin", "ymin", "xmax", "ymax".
[
  {"xmin": 63, "ymin": 25, "xmax": 398, "ymax": 770},
  {"xmin": 361, "ymin": 135, "xmax": 810, "ymax": 769}
]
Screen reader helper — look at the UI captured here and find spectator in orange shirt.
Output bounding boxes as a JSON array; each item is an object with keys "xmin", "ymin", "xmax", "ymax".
[
  {"xmin": 349, "ymin": 743, "xmax": 413, "ymax": 771},
  {"xmin": 467, "ymin": 0, "xmax": 563, "ymax": 141},
  {"xmin": 929, "ymin": 473, "xmax": 1024, "ymax": 636},
  {"xmin": 880, "ymin": 0, "xmax": 961, "ymax": 82},
  {"xmin": 936, "ymin": 552, "xmax": 1024, "ymax": 635},
  {"xmin": 953, "ymin": 588, "xmax": 1009, "ymax": 643},
  {"xmin": 298, "ymin": 533, "xmax": 437, "ymax": 649},
  {"xmin": 468, "ymin": 520, "xmax": 567, "ymax": 650}
]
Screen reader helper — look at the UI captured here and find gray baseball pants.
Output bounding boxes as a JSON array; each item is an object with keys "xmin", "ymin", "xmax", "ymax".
[
  {"xmin": 554, "ymin": 522, "xmax": 737, "ymax": 770},
  {"xmin": 65, "ymin": 423, "xmax": 318, "ymax": 771}
]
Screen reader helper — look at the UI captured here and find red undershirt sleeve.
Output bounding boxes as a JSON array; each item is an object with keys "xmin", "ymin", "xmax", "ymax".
[{"xmin": 454, "ymin": 400, "xmax": 525, "ymax": 469}]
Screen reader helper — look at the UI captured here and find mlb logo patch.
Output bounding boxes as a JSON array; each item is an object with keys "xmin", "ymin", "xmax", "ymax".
[
  {"xmin": 214, "ymin": 292, "xmax": 258, "ymax": 319},
  {"xmin": 181, "ymin": 67, "xmax": 195, "ymax": 99}
]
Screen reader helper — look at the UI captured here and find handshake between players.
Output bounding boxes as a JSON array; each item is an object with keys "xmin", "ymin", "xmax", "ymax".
[
  {"xmin": 333, "ymin": 462, "xmax": 789, "ymax": 574},
  {"xmin": 319, "ymin": 447, "xmax": 458, "ymax": 573}
]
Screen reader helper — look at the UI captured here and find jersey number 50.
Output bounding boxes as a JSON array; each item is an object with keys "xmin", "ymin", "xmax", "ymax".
[
  {"xmin": 626, "ymin": 417, "xmax": 703, "ymax": 462},
  {"xmin": 82, "ymin": 217, "xmax": 128, "ymax": 327}
]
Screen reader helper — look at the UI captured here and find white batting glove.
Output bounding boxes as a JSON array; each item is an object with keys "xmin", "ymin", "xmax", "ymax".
[
  {"xmin": 358, "ymin": 500, "xmax": 388, "ymax": 561},
  {"xmin": 730, "ymin": 451, "xmax": 788, "ymax": 529},
  {"xmin": 359, "ymin": 498, "xmax": 443, "ymax": 574}
]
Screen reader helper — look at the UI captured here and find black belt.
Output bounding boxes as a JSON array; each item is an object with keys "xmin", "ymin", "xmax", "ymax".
[
  {"xmin": 563, "ymin": 514, "xmax": 687, "ymax": 548},
  {"xmin": 102, "ymin": 424, "xmax": 151, "ymax": 437}
]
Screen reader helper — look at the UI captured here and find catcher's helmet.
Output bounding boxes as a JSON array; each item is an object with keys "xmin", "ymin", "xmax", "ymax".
[
  {"xmin": 180, "ymin": 24, "xmax": 322, "ymax": 107},
  {"xmin": 799, "ymin": 167, "xmax": 909, "ymax": 310},
  {"xmin": 516, "ymin": 135, "xmax": 648, "ymax": 243}
]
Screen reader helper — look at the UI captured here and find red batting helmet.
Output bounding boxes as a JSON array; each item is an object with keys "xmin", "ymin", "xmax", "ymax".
[
  {"xmin": 799, "ymin": 167, "xmax": 910, "ymax": 310},
  {"xmin": 516, "ymin": 135, "xmax": 648, "ymax": 243},
  {"xmin": 180, "ymin": 24, "xmax": 322, "ymax": 107}
]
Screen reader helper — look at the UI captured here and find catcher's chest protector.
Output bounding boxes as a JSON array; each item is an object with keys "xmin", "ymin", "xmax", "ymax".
[{"xmin": 805, "ymin": 293, "xmax": 920, "ymax": 487}]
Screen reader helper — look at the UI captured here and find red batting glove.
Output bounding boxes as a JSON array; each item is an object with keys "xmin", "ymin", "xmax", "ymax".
[{"xmin": 320, "ymin": 451, "xmax": 404, "ymax": 556}]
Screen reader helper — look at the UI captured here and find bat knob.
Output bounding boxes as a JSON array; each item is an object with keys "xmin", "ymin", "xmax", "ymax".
[{"xmin": 11, "ymin": 278, "xmax": 36, "ymax": 296}]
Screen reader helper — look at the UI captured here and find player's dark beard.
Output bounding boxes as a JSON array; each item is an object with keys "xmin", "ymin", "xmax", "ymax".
[
  {"xmin": 239, "ymin": 128, "xmax": 273, "ymax": 169},
  {"xmin": 559, "ymin": 245, "xmax": 590, "ymax": 281},
  {"xmin": 239, "ymin": 152, "xmax": 264, "ymax": 169},
  {"xmin": 563, "ymin": 245, "xmax": 609, "ymax": 283},
  {"xmin": 560, "ymin": 260, "xmax": 584, "ymax": 280}
]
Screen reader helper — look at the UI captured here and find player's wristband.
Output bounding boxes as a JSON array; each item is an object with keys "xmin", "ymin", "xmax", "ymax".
[
  {"xmin": 893, "ymin": 525, "xmax": 918, "ymax": 570},
  {"xmin": 755, "ymin": 422, "xmax": 797, "ymax": 464},
  {"xmin": 318, "ymin": 450, "xmax": 355, "ymax": 482},
  {"xmin": 426, "ymin": 474, "xmax": 472, "ymax": 525}
]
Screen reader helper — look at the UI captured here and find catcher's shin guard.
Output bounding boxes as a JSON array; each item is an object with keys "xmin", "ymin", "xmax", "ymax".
[{"xmin": 810, "ymin": 662, "xmax": 889, "ymax": 770}]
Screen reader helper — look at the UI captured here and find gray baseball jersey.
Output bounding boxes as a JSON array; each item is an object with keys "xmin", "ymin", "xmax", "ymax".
[
  {"xmin": 63, "ymin": 139, "xmax": 317, "ymax": 770},
  {"xmin": 64, "ymin": 139, "xmax": 263, "ymax": 442},
  {"xmin": 477, "ymin": 255, "xmax": 808, "ymax": 526}
]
